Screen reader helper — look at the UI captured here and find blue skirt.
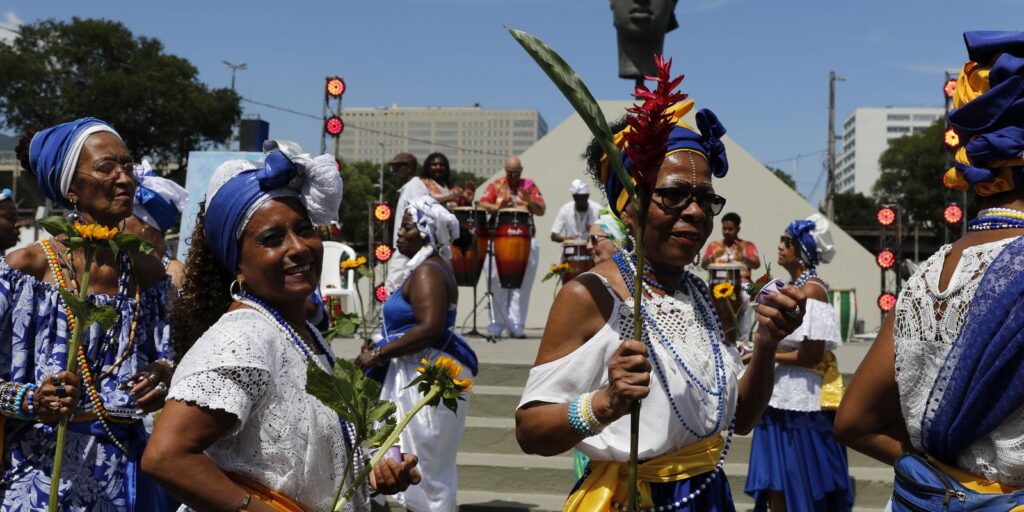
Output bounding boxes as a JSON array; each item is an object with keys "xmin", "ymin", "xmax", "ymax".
[
  {"xmin": 569, "ymin": 466, "xmax": 736, "ymax": 511},
  {"xmin": 744, "ymin": 407, "xmax": 854, "ymax": 512}
]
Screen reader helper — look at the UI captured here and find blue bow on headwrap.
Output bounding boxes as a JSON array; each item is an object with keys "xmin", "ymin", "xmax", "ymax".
[
  {"xmin": 133, "ymin": 164, "xmax": 189, "ymax": 234},
  {"xmin": 28, "ymin": 117, "xmax": 121, "ymax": 208},
  {"xmin": 601, "ymin": 100, "xmax": 729, "ymax": 215},
  {"xmin": 203, "ymin": 140, "xmax": 343, "ymax": 273},
  {"xmin": 786, "ymin": 219, "xmax": 820, "ymax": 267},
  {"xmin": 944, "ymin": 31, "xmax": 1024, "ymax": 196}
]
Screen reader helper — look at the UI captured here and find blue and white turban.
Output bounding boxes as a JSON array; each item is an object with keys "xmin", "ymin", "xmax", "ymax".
[
  {"xmin": 203, "ymin": 140, "xmax": 342, "ymax": 272},
  {"xmin": 785, "ymin": 213, "xmax": 836, "ymax": 267},
  {"xmin": 133, "ymin": 159, "xmax": 188, "ymax": 233},
  {"xmin": 28, "ymin": 117, "xmax": 122, "ymax": 208}
]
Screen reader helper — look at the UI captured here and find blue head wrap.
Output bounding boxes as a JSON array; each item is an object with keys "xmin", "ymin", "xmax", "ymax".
[
  {"xmin": 785, "ymin": 213, "xmax": 836, "ymax": 267},
  {"xmin": 0, "ymin": 189, "xmax": 13, "ymax": 203},
  {"xmin": 943, "ymin": 31, "xmax": 1024, "ymax": 196},
  {"xmin": 203, "ymin": 141, "xmax": 343, "ymax": 273},
  {"xmin": 27, "ymin": 117, "xmax": 121, "ymax": 208},
  {"xmin": 133, "ymin": 162, "xmax": 188, "ymax": 233},
  {"xmin": 600, "ymin": 100, "xmax": 729, "ymax": 215}
]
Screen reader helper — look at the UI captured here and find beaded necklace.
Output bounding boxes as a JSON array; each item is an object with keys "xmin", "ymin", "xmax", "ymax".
[
  {"xmin": 39, "ymin": 239, "xmax": 128, "ymax": 453},
  {"xmin": 793, "ymin": 267, "xmax": 818, "ymax": 287},
  {"xmin": 231, "ymin": 290, "xmax": 364, "ymax": 476},
  {"xmin": 968, "ymin": 208, "xmax": 1024, "ymax": 232}
]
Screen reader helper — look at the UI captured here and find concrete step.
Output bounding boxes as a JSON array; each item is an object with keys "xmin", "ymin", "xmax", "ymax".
[{"xmin": 455, "ymin": 452, "xmax": 893, "ymax": 510}]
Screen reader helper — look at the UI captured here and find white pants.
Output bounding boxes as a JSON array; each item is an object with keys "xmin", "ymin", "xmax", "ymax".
[
  {"xmin": 379, "ymin": 349, "xmax": 470, "ymax": 512},
  {"xmin": 486, "ymin": 238, "xmax": 539, "ymax": 337},
  {"xmin": 385, "ymin": 251, "xmax": 410, "ymax": 293}
]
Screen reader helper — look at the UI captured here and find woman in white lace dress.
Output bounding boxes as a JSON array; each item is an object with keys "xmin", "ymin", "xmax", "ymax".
[
  {"xmin": 744, "ymin": 214, "xmax": 852, "ymax": 511},
  {"xmin": 836, "ymin": 32, "xmax": 1024, "ymax": 509},
  {"xmin": 516, "ymin": 98, "xmax": 806, "ymax": 511},
  {"xmin": 142, "ymin": 141, "xmax": 420, "ymax": 511}
]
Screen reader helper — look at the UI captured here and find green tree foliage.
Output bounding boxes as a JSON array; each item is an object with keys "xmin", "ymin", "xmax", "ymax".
[
  {"xmin": 873, "ymin": 120, "xmax": 956, "ymax": 231},
  {"xmin": 831, "ymin": 191, "xmax": 878, "ymax": 229},
  {"xmin": 766, "ymin": 165, "xmax": 798, "ymax": 191},
  {"xmin": 0, "ymin": 17, "xmax": 241, "ymax": 168}
]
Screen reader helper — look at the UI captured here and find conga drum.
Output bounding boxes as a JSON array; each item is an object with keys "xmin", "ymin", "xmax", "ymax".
[
  {"xmin": 492, "ymin": 208, "xmax": 533, "ymax": 289},
  {"xmin": 450, "ymin": 207, "xmax": 489, "ymax": 287},
  {"xmin": 561, "ymin": 241, "xmax": 594, "ymax": 284},
  {"xmin": 707, "ymin": 263, "xmax": 744, "ymax": 344}
]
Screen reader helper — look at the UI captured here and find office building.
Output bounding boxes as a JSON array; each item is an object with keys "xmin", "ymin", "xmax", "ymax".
[{"xmin": 836, "ymin": 107, "xmax": 944, "ymax": 195}]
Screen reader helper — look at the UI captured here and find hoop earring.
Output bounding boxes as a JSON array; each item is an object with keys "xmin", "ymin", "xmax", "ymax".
[
  {"xmin": 64, "ymin": 201, "xmax": 82, "ymax": 224},
  {"xmin": 692, "ymin": 252, "xmax": 701, "ymax": 266},
  {"xmin": 230, "ymin": 279, "xmax": 246, "ymax": 298}
]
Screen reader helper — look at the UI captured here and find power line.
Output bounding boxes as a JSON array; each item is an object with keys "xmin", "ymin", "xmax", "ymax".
[
  {"xmin": 240, "ymin": 97, "xmax": 510, "ymax": 158},
  {"xmin": 763, "ymin": 149, "xmax": 827, "ymax": 166}
]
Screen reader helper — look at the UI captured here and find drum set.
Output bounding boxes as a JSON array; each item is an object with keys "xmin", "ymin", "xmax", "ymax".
[{"xmin": 450, "ymin": 206, "xmax": 595, "ymax": 338}]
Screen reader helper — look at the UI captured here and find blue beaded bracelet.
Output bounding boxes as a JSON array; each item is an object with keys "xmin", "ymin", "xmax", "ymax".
[
  {"xmin": 22, "ymin": 384, "xmax": 36, "ymax": 419},
  {"xmin": 13, "ymin": 383, "xmax": 33, "ymax": 420},
  {"xmin": 568, "ymin": 393, "xmax": 603, "ymax": 437}
]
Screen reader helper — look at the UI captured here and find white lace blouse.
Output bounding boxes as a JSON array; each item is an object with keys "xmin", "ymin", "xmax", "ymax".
[
  {"xmin": 894, "ymin": 237, "xmax": 1024, "ymax": 486},
  {"xmin": 168, "ymin": 309, "xmax": 364, "ymax": 511},
  {"xmin": 518, "ymin": 273, "xmax": 744, "ymax": 461},
  {"xmin": 768, "ymin": 298, "xmax": 843, "ymax": 412}
]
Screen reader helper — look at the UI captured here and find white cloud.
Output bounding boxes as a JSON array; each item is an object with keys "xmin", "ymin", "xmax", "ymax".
[{"xmin": 0, "ymin": 11, "xmax": 22, "ymax": 44}]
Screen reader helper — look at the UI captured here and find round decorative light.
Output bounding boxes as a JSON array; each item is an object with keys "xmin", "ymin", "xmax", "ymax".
[
  {"xmin": 326, "ymin": 76, "xmax": 346, "ymax": 98},
  {"xmin": 878, "ymin": 292, "xmax": 898, "ymax": 312},
  {"xmin": 944, "ymin": 128, "xmax": 960, "ymax": 148},
  {"xmin": 876, "ymin": 207, "xmax": 896, "ymax": 227},
  {"xmin": 944, "ymin": 79, "xmax": 957, "ymax": 99},
  {"xmin": 877, "ymin": 249, "xmax": 896, "ymax": 270},
  {"xmin": 374, "ymin": 284, "xmax": 389, "ymax": 303},
  {"xmin": 373, "ymin": 203, "xmax": 392, "ymax": 223},
  {"xmin": 374, "ymin": 243, "xmax": 393, "ymax": 263},
  {"xmin": 943, "ymin": 204, "xmax": 964, "ymax": 225},
  {"xmin": 325, "ymin": 116, "xmax": 344, "ymax": 136}
]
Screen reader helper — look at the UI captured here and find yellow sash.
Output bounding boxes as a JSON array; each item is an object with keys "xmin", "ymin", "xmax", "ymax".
[
  {"xmin": 227, "ymin": 472, "xmax": 310, "ymax": 512},
  {"xmin": 811, "ymin": 351, "xmax": 844, "ymax": 410},
  {"xmin": 927, "ymin": 456, "xmax": 1022, "ymax": 495},
  {"xmin": 563, "ymin": 435, "xmax": 724, "ymax": 511}
]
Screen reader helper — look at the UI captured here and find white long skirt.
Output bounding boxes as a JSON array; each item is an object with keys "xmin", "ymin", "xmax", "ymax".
[{"xmin": 379, "ymin": 349, "xmax": 471, "ymax": 512}]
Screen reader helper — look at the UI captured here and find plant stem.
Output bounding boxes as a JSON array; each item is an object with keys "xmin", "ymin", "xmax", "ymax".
[
  {"xmin": 330, "ymin": 440, "xmax": 358, "ymax": 512},
  {"xmin": 48, "ymin": 246, "xmax": 94, "ymax": 512},
  {"xmin": 628, "ymin": 197, "xmax": 649, "ymax": 512},
  {"xmin": 354, "ymin": 276, "xmax": 370, "ymax": 348},
  {"xmin": 332, "ymin": 385, "xmax": 441, "ymax": 512}
]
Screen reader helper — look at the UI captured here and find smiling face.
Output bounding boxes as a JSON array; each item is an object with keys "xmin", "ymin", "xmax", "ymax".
[
  {"xmin": 426, "ymin": 155, "xmax": 449, "ymax": 183},
  {"xmin": 622, "ymin": 151, "xmax": 714, "ymax": 271},
  {"xmin": 236, "ymin": 197, "xmax": 323, "ymax": 311},
  {"xmin": 65, "ymin": 132, "xmax": 136, "ymax": 227},
  {"xmin": 395, "ymin": 212, "xmax": 425, "ymax": 258}
]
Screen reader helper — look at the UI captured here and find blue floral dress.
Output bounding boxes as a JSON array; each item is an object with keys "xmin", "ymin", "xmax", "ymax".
[{"xmin": 0, "ymin": 258, "xmax": 173, "ymax": 511}]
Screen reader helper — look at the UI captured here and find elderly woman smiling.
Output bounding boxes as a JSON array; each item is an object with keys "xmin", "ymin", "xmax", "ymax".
[{"xmin": 142, "ymin": 141, "xmax": 420, "ymax": 512}]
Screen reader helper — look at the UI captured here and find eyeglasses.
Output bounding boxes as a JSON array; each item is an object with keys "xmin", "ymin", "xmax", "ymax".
[
  {"xmin": 79, "ymin": 158, "xmax": 136, "ymax": 181},
  {"xmin": 589, "ymin": 234, "xmax": 609, "ymax": 246},
  {"xmin": 651, "ymin": 185, "xmax": 727, "ymax": 216},
  {"xmin": 780, "ymin": 236, "xmax": 794, "ymax": 248},
  {"xmin": 390, "ymin": 163, "xmax": 412, "ymax": 172}
]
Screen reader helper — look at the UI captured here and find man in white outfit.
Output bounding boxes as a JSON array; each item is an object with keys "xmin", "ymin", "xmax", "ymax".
[
  {"xmin": 385, "ymin": 152, "xmax": 428, "ymax": 292},
  {"xmin": 551, "ymin": 179, "xmax": 602, "ymax": 243}
]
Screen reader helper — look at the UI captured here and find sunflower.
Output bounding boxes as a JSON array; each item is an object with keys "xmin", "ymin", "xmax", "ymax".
[
  {"xmin": 712, "ymin": 282, "xmax": 735, "ymax": 300},
  {"xmin": 340, "ymin": 256, "xmax": 368, "ymax": 270},
  {"xmin": 73, "ymin": 222, "xmax": 119, "ymax": 240}
]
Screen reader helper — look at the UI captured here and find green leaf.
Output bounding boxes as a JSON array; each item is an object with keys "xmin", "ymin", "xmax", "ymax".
[
  {"xmin": 63, "ymin": 237, "xmax": 85, "ymax": 251},
  {"xmin": 84, "ymin": 305, "xmax": 117, "ymax": 331},
  {"xmin": 356, "ymin": 266, "xmax": 372, "ymax": 280},
  {"xmin": 108, "ymin": 239, "xmax": 119, "ymax": 253},
  {"xmin": 38, "ymin": 216, "xmax": 72, "ymax": 238},
  {"xmin": 57, "ymin": 288, "xmax": 91, "ymax": 323},
  {"xmin": 507, "ymin": 28, "xmax": 636, "ymax": 203},
  {"xmin": 369, "ymin": 422, "xmax": 396, "ymax": 446},
  {"xmin": 441, "ymin": 396, "xmax": 458, "ymax": 414},
  {"xmin": 541, "ymin": 272, "xmax": 556, "ymax": 283},
  {"xmin": 367, "ymin": 401, "xmax": 396, "ymax": 423},
  {"xmin": 306, "ymin": 361, "xmax": 358, "ymax": 420}
]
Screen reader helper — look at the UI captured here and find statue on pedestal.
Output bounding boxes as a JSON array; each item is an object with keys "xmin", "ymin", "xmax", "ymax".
[{"xmin": 610, "ymin": 0, "xmax": 679, "ymax": 80}]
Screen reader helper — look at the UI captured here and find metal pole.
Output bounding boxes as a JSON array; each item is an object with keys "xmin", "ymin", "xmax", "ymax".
[
  {"xmin": 223, "ymin": 61, "xmax": 247, "ymax": 151},
  {"xmin": 826, "ymin": 71, "xmax": 845, "ymax": 219},
  {"xmin": 321, "ymin": 79, "xmax": 329, "ymax": 155}
]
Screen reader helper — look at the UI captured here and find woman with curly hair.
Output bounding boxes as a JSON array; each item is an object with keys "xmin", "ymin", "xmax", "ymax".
[
  {"xmin": 142, "ymin": 141, "xmax": 420, "ymax": 512},
  {"xmin": 420, "ymin": 152, "xmax": 462, "ymax": 209},
  {"xmin": 2, "ymin": 118, "xmax": 174, "ymax": 510}
]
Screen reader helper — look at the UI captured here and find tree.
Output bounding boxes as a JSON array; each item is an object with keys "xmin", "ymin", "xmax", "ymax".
[
  {"xmin": 766, "ymin": 165, "xmax": 798, "ymax": 191},
  {"xmin": 831, "ymin": 191, "xmax": 877, "ymax": 229},
  {"xmin": 873, "ymin": 120, "xmax": 959, "ymax": 231},
  {"xmin": 0, "ymin": 17, "xmax": 240, "ymax": 169}
]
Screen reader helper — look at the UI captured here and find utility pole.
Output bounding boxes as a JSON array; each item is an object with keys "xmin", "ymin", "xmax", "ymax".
[
  {"xmin": 825, "ymin": 70, "xmax": 845, "ymax": 219},
  {"xmin": 223, "ymin": 61, "xmax": 247, "ymax": 151}
]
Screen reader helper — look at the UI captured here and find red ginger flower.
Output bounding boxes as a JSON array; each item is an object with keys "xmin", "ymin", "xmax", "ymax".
[{"xmin": 622, "ymin": 55, "xmax": 688, "ymax": 190}]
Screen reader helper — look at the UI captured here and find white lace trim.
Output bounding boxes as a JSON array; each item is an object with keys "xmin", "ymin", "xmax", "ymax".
[
  {"xmin": 895, "ymin": 237, "xmax": 1024, "ymax": 486},
  {"xmin": 169, "ymin": 309, "xmax": 366, "ymax": 511},
  {"xmin": 769, "ymin": 299, "xmax": 843, "ymax": 412}
]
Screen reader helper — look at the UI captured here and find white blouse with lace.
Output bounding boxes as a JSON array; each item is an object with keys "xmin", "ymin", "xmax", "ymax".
[
  {"xmin": 518, "ymin": 273, "xmax": 744, "ymax": 461},
  {"xmin": 168, "ymin": 309, "xmax": 365, "ymax": 511},
  {"xmin": 894, "ymin": 237, "xmax": 1024, "ymax": 486},
  {"xmin": 768, "ymin": 298, "xmax": 843, "ymax": 412}
]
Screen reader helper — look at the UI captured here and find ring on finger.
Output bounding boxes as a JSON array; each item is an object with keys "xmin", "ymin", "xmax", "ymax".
[
  {"xmin": 154, "ymin": 382, "xmax": 168, "ymax": 394},
  {"xmin": 49, "ymin": 375, "xmax": 61, "ymax": 386},
  {"xmin": 784, "ymin": 305, "xmax": 801, "ymax": 319}
]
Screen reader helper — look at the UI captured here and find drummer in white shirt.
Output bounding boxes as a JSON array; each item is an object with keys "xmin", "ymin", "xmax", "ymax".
[{"xmin": 551, "ymin": 179, "xmax": 602, "ymax": 243}]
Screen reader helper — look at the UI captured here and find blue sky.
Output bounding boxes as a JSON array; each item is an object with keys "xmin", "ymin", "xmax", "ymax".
[{"xmin": 3, "ymin": 0, "xmax": 1021, "ymax": 203}]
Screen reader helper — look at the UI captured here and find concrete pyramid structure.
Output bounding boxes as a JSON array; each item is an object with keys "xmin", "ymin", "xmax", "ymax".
[{"xmin": 459, "ymin": 100, "xmax": 880, "ymax": 333}]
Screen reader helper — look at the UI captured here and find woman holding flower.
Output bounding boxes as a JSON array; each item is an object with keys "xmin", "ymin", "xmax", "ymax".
[
  {"xmin": 142, "ymin": 141, "xmax": 420, "ymax": 511},
  {"xmin": 355, "ymin": 196, "xmax": 477, "ymax": 512},
  {"xmin": 3, "ymin": 117, "xmax": 174, "ymax": 509},
  {"xmin": 743, "ymin": 213, "xmax": 852, "ymax": 511},
  {"xmin": 516, "ymin": 92, "xmax": 805, "ymax": 511}
]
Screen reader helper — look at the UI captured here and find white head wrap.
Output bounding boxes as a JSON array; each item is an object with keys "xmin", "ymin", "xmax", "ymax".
[
  {"xmin": 805, "ymin": 213, "xmax": 836, "ymax": 265},
  {"xmin": 396, "ymin": 197, "xmax": 460, "ymax": 285},
  {"xmin": 569, "ymin": 178, "xmax": 590, "ymax": 195}
]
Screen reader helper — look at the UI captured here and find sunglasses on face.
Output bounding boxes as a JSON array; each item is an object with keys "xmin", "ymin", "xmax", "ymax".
[
  {"xmin": 589, "ymin": 234, "xmax": 609, "ymax": 246},
  {"xmin": 651, "ymin": 185, "xmax": 727, "ymax": 216},
  {"xmin": 780, "ymin": 236, "xmax": 794, "ymax": 248}
]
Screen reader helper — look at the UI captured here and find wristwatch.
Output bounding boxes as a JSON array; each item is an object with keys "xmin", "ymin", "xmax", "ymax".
[{"xmin": 370, "ymin": 347, "xmax": 385, "ymax": 366}]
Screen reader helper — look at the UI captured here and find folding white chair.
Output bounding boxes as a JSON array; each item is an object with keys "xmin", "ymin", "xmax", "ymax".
[{"xmin": 320, "ymin": 241, "xmax": 357, "ymax": 312}]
